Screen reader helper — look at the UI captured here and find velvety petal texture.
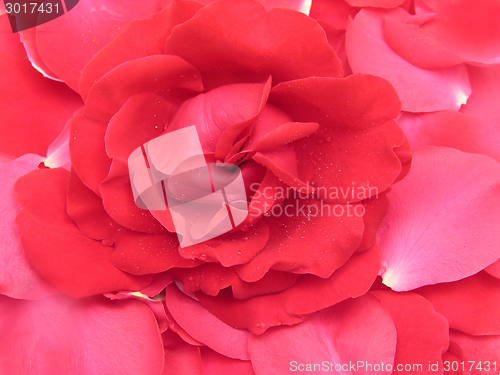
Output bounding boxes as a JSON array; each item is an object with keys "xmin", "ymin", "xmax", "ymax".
[
  {"xmin": 0, "ymin": 295, "xmax": 164, "ymax": 375},
  {"xmin": 378, "ymin": 147, "xmax": 500, "ymax": 291}
]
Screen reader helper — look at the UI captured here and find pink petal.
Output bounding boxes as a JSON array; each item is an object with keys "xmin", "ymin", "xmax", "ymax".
[
  {"xmin": 346, "ymin": 0, "xmax": 406, "ymax": 7},
  {"xmin": 378, "ymin": 147, "xmax": 500, "ymax": 291},
  {"xmin": 0, "ymin": 15, "xmax": 82, "ymax": 157},
  {"xmin": 416, "ymin": 272, "xmax": 500, "ymax": 336},
  {"xmin": 162, "ymin": 330, "xmax": 203, "ymax": 375},
  {"xmin": 34, "ymin": 0, "xmax": 162, "ymax": 92},
  {"xmin": 165, "ymin": 284, "xmax": 251, "ymax": 360},
  {"xmin": 346, "ymin": 8, "xmax": 471, "ymax": 112},
  {"xmin": 0, "ymin": 154, "xmax": 56, "ymax": 299},
  {"xmin": 248, "ymin": 293, "xmax": 396, "ymax": 375},
  {"xmin": 0, "ymin": 294, "xmax": 164, "ymax": 374},
  {"xmin": 201, "ymin": 347, "xmax": 256, "ymax": 375},
  {"xmin": 372, "ymin": 290, "xmax": 449, "ymax": 374},
  {"xmin": 462, "ymin": 65, "xmax": 500, "ymax": 125}
]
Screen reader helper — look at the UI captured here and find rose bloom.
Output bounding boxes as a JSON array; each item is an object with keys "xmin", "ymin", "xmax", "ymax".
[{"xmin": 1, "ymin": 0, "xmax": 500, "ymax": 374}]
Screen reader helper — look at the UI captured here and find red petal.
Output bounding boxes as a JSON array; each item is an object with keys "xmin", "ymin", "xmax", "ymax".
[
  {"xmin": 413, "ymin": 0, "xmax": 500, "ymax": 65},
  {"xmin": 0, "ymin": 155, "xmax": 56, "ymax": 299},
  {"xmin": 235, "ymin": 198, "xmax": 364, "ymax": 282},
  {"xmin": 165, "ymin": 284, "xmax": 251, "ymax": 360},
  {"xmin": 357, "ymin": 193, "xmax": 390, "ymax": 252},
  {"xmin": 80, "ymin": 0, "xmax": 204, "ymax": 100},
  {"xmin": 445, "ymin": 329, "xmax": 500, "ymax": 375},
  {"xmin": 485, "ymin": 259, "xmax": 500, "ymax": 280},
  {"xmin": 248, "ymin": 293, "xmax": 396, "ymax": 374},
  {"xmin": 35, "ymin": 0, "xmax": 162, "ymax": 92},
  {"xmin": 111, "ymin": 229, "xmax": 200, "ymax": 275},
  {"xmin": 195, "ymin": 243, "xmax": 380, "ymax": 334},
  {"xmin": 378, "ymin": 147, "xmax": 500, "ymax": 291},
  {"xmin": 0, "ymin": 295, "xmax": 164, "ymax": 375},
  {"xmin": 171, "ymin": 263, "xmax": 238, "ymax": 296},
  {"xmin": 416, "ymin": 272, "xmax": 500, "ymax": 336},
  {"xmin": 372, "ymin": 290, "xmax": 449, "ymax": 374},
  {"xmin": 270, "ymin": 75, "xmax": 405, "ymax": 202},
  {"xmin": 15, "ymin": 168, "xmax": 154, "ymax": 297},
  {"xmin": 310, "ymin": 0, "xmax": 359, "ymax": 31},
  {"xmin": 347, "ymin": 0, "xmax": 406, "ymax": 7},
  {"xmin": 462, "ymin": 65, "xmax": 500, "ymax": 125},
  {"xmin": 0, "ymin": 15, "xmax": 82, "ymax": 157},
  {"xmin": 398, "ymin": 111, "xmax": 500, "ymax": 163},
  {"xmin": 165, "ymin": 0, "xmax": 342, "ymax": 90},
  {"xmin": 201, "ymin": 347, "xmax": 256, "ymax": 375},
  {"xmin": 346, "ymin": 8, "xmax": 471, "ymax": 112},
  {"xmin": 161, "ymin": 330, "xmax": 202, "ymax": 375}
]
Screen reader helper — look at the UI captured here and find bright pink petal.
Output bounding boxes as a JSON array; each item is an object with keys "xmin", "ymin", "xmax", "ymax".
[
  {"xmin": 235, "ymin": 198, "xmax": 364, "ymax": 282},
  {"xmin": 0, "ymin": 294, "xmax": 164, "ymax": 375},
  {"xmin": 372, "ymin": 290, "xmax": 449, "ymax": 374},
  {"xmin": 398, "ymin": 111, "xmax": 500, "ymax": 163},
  {"xmin": 201, "ymin": 347, "xmax": 256, "ymax": 375},
  {"xmin": 346, "ymin": 0, "xmax": 406, "ymax": 7},
  {"xmin": 35, "ymin": 0, "xmax": 162, "ymax": 92},
  {"xmin": 0, "ymin": 154, "xmax": 56, "ymax": 299},
  {"xmin": 378, "ymin": 147, "xmax": 500, "ymax": 291},
  {"xmin": 413, "ymin": 0, "xmax": 500, "ymax": 65},
  {"xmin": 416, "ymin": 272, "xmax": 500, "ymax": 336},
  {"xmin": 346, "ymin": 8, "xmax": 471, "ymax": 112},
  {"xmin": 195, "ymin": 243, "xmax": 380, "ymax": 334},
  {"xmin": 248, "ymin": 293, "xmax": 396, "ymax": 375},
  {"xmin": 162, "ymin": 330, "xmax": 202, "ymax": 375},
  {"xmin": 0, "ymin": 15, "xmax": 82, "ymax": 157},
  {"xmin": 165, "ymin": 284, "xmax": 251, "ymax": 360},
  {"xmin": 270, "ymin": 75, "xmax": 405, "ymax": 202},
  {"xmin": 80, "ymin": 0, "xmax": 204, "ymax": 100},
  {"xmin": 445, "ymin": 329, "xmax": 500, "ymax": 375},
  {"xmin": 15, "ymin": 168, "xmax": 154, "ymax": 298},
  {"xmin": 462, "ymin": 65, "xmax": 500, "ymax": 125},
  {"xmin": 165, "ymin": 0, "xmax": 342, "ymax": 90}
]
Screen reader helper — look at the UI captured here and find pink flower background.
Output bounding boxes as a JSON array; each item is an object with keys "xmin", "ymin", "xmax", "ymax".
[{"xmin": 1, "ymin": 0, "xmax": 500, "ymax": 374}]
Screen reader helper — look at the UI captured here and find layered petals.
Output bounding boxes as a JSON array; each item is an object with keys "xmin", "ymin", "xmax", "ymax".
[{"xmin": 378, "ymin": 147, "xmax": 500, "ymax": 291}]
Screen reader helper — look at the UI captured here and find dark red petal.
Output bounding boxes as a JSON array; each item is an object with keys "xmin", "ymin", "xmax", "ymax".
[
  {"xmin": 235, "ymin": 198, "xmax": 364, "ymax": 282},
  {"xmin": 372, "ymin": 290, "xmax": 449, "ymax": 374},
  {"xmin": 165, "ymin": 284, "xmax": 251, "ymax": 360},
  {"xmin": 378, "ymin": 147, "xmax": 500, "ymax": 291},
  {"xmin": 80, "ymin": 0, "xmax": 204, "ymax": 100},
  {"xmin": 67, "ymin": 168, "xmax": 121, "ymax": 242},
  {"xmin": 416, "ymin": 272, "xmax": 500, "ymax": 336},
  {"xmin": 0, "ymin": 295, "xmax": 164, "ymax": 375},
  {"xmin": 166, "ymin": 79, "xmax": 271, "ymax": 155},
  {"xmin": 346, "ymin": 8, "xmax": 471, "ymax": 112},
  {"xmin": 413, "ymin": 0, "xmax": 500, "ymax": 65},
  {"xmin": 83, "ymin": 55, "xmax": 203, "ymax": 124},
  {"xmin": 178, "ymin": 219, "xmax": 270, "ymax": 267},
  {"xmin": 248, "ymin": 294, "xmax": 396, "ymax": 375},
  {"xmin": 161, "ymin": 330, "xmax": 203, "ymax": 375},
  {"xmin": 111, "ymin": 229, "xmax": 200, "ymax": 275},
  {"xmin": 15, "ymin": 168, "xmax": 153, "ymax": 298},
  {"xmin": 195, "ymin": 243, "xmax": 380, "ymax": 334},
  {"xmin": 0, "ymin": 155, "xmax": 56, "ymax": 299},
  {"xmin": 398, "ymin": 111, "xmax": 500, "ymax": 163},
  {"xmin": 445, "ymin": 329, "xmax": 500, "ymax": 375},
  {"xmin": 383, "ymin": 16, "xmax": 464, "ymax": 69},
  {"xmin": 0, "ymin": 15, "xmax": 82, "ymax": 157},
  {"xmin": 200, "ymin": 347, "xmax": 256, "ymax": 375},
  {"xmin": 35, "ymin": 0, "xmax": 161, "ymax": 92},
  {"xmin": 270, "ymin": 75, "xmax": 405, "ymax": 203},
  {"xmin": 165, "ymin": 0, "xmax": 342, "ymax": 90}
]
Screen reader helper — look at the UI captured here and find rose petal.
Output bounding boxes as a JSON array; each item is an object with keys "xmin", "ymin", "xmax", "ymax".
[
  {"xmin": 35, "ymin": 0, "xmax": 162, "ymax": 92},
  {"xmin": 416, "ymin": 272, "xmax": 500, "ymax": 336},
  {"xmin": 0, "ymin": 15, "xmax": 82, "ymax": 157},
  {"xmin": 346, "ymin": 8, "xmax": 471, "ymax": 112},
  {"xmin": 0, "ymin": 154, "xmax": 56, "ymax": 299},
  {"xmin": 162, "ymin": 330, "xmax": 203, "ymax": 375},
  {"xmin": 196, "ymin": 243, "xmax": 380, "ymax": 334},
  {"xmin": 270, "ymin": 75, "xmax": 406, "ymax": 203},
  {"xmin": 15, "ymin": 168, "xmax": 154, "ymax": 297},
  {"xmin": 371, "ymin": 290, "xmax": 449, "ymax": 374},
  {"xmin": 378, "ymin": 147, "xmax": 500, "ymax": 291},
  {"xmin": 80, "ymin": 0, "xmax": 204, "ymax": 100},
  {"xmin": 165, "ymin": 0, "xmax": 342, "ymax": 90},
  {"xmin": 248, "ymin": 293, "xmax": 396, "ymax": 375},
  {"xmin": 201, "ymin": 347, "xmax": 256, "ymax": 375},
  {"xmin": 347, "ymin": 0, "xmax": 406, "ymax": 7},
  {"xmin": 0, "ymin": 294, "xmax": 164, "ymax": 375},
  {"xmin": 310, "ymin": 0, "xmax": 359, "ymax": 31},
  {"xmin": 462, "ymin": 65, "xmax": 500, "ymax": 125},
  {"xmin": 165, "ymin": 284, "xmax": 250, "ymax": 360}
]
